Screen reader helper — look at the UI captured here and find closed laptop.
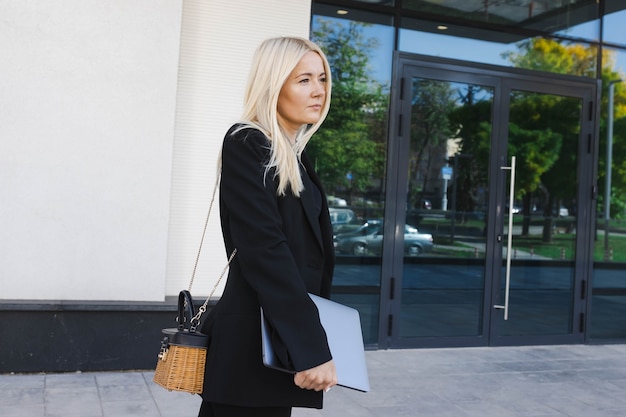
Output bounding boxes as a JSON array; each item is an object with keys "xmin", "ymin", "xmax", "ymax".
[{"xmin": 261, "ymin": 294, "xmax": 370, "ymax": 392}]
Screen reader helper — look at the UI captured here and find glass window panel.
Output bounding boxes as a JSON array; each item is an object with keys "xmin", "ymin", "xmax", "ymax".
[
  {"xmin": 497, "ymin": 90, "xmax": 581, "ymax": 337},
  {"xmin": 591, "ymin": 46, "xmax": 626, "ymax": 340},
  {"xmin": 399, "ymin": 79, "xmax": 493, "ymax": 338},
  {"xmin": 402, "ymin": 0, "xmax": 598, "ymax": 35},
  {"xmin": 312, "ymin": 3, "xmax": 393, "ymax": 27},
  {"xmin": 604, "ymin": 48, "xmax": 626, "ymax": 77},
  {"xmin": 311, "ymin": 9, "xmax": 394, "ymax": 344},
  {"xmin": 399, "ymin": 24, "xmax": 514, "ymax": 67},
  {"xmin": 604, "ymin": 4, "xmax": 626, "ymax": 47},
  {"xmin": 554, "ymin": 18, "xmax": 600, "ymax": 41},
  {"xmin": 400, "ymin": 23, "xmax": 597, "ymax": 78},
  {"xmin": 591, "ymin": 268, "xmax": 626, "ymax": 339}
]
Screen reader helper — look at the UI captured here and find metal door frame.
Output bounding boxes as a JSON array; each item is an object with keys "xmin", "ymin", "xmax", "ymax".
[{"xmin": 380, "ymin": 52, "xmax": 598, "ymax": 348}]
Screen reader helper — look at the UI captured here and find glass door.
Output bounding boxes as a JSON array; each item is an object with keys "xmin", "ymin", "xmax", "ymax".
[
  {"xmin": 383, "ymin": 53, "xmax": 596, "ymax": 347},
  {"xmin": 490, "ymin": 82, "xmax": 593, "ymax": 345},
  {"xmin": 394, "ymin": 76, "xmax": 494, "ymax": 342}
]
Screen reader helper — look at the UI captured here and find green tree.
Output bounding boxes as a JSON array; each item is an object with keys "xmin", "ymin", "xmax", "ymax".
[
  {"xmin": 503, "ymin": 38, "xmax": 597, "ymax": 77},
  {"xmin": 598, "ymin": 52, "xmax": 626, "ymax": 220},
  {"xmin": 408, "ymin": 79, "xmax": 455, "ymax": 209},
  {"xmin": 612, "ymin": 117, "xmax": 626, "ymax": 219},
  {"xmin": 448, "ymin": 88, "xmax": 493, "ymax": 215},
  {"xmin": 510, "ymin": 90, "xmax": 580, "ymax": 240},
  {"xmin": 506, "ymin": 38, "xmax": 626, "ymax": 238},
  {"xmin": 310, "ymin": 19, "xmax": 388, "ymax": 204}
]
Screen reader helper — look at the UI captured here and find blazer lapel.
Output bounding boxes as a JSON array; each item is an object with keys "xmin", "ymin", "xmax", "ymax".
[{"xmin": 299, "ymin": 153, "xmax": 325, "ymax": 252}]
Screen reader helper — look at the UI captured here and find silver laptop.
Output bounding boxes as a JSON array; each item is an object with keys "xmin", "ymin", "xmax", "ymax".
[{"xmin": 260, "ymin": 293, "xmax": 370, "ymax": 392}]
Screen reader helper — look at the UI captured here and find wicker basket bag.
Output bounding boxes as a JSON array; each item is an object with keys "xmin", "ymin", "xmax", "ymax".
[
  {"xmin": 153, "ymin": 290, "xmax": 208, "ymax": 394},
  {"xmin": 153, "ymin": 173, "xmax": 235, "ymax": 394}
]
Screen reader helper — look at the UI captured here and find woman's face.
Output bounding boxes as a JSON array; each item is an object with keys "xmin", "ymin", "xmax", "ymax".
[{"xmin": 277, "ymin": 51, "xmax": 327, "ymax": 141}]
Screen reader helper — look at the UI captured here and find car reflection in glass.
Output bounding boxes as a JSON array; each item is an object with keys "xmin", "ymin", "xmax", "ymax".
[{"xmin": 333, "ymin": 220, "xmax": 434, "ymax": 256}]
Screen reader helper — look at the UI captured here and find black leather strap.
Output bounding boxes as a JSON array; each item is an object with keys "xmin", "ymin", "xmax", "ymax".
[{"xmin": 177, "ymin": 290, "xmax": 196, "ymax": 331}]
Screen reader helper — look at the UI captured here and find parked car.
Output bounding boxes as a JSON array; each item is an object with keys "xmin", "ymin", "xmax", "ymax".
[
  {"xmin": 327, "ymin": 196, "xmax": 348, "ymax": 207},
  {"xmin": 328, "ymin": 207, "xmax": 355, "ymax": 228},
  {"xmin": 333, "ymin": 220, "xmax": 434, "ymax": 256}
]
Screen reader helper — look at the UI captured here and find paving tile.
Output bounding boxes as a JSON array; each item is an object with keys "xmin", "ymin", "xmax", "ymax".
[
  {"xmin": 45, "ymin": 372, "xmax": 96, "ymax": 388},
  {"xmin": 0, "ymin": 388, "xmax": 44, "ymax": 406},
  {"xmin": 292, "ymin": 407, "xmax": 325, "ymax": 417},
  {"xmin": 45, "ymin": 385, "xmax": 100, "ymax": 401},
  {"xmin": 454, "ymin": 346, "xmax": 546, "ymax": 363},
  {"xmin": 96, "ymin": 372, "xmax": 147, "ymax": 387},
  {"xmin": 2, "ymin": 344, "xmax": 626, "ymax": 417},
  {"xmin": 0, "ymin": 404, "xmax": 45, "ymax": 417},
  {"xmin": 371, "ymin": 403, "xmax": 469, "ymax": 417},
  {"xmin": 489, "ymin": 397, "xmax": 565, "ymax": 416},
  {"xmin": 596, "ymin": 410, "xmax": 626, "ymax": 417},
  {"xmin": 45, "ymin": 406, "xmax": 103, "ymax": 417},
  {"xmin": 101, "ymin": 400, "xmax": 160, "ymax": 417},
  {"xmin": 455, "ymin": 402, "xmax": 523, "ymax": 417},
  {"xmin": 147, "ymin": 378, "xmax": 201, "ymax": 417},
  {"xmin": 577, "ymin": 367, "xmax": 626, "ymax": 380},
  {"xmin": 428, "ymin": 360, "xmax": 511, "ymax": 375},
  {"xmin": 0, "ymin": 373, "xmax": 45, "ymax": 390},
  {"xmin": 606, "ymin": 378, "xmax": 626, "ymax": 391},
  {"xmin": 45, "ymin": 386, "xmax": 102, "ymax": 417},
  {"xmin": 98, "ymin": 384, "xmax": 153, "ymax": 403},
  {"xmin": 513, "ymin": 368, "xmax": 593, "ymax": 385},
  {"xmin": 543, "ymin": 400, "xmax": 626, "ymax": 417},
  {"xmin": 496, "ymin": 360, "xmax": 574, "ymax": 372},
  {"xmin": 155, "ymin": 393, "xmax": 202, "ymax": 417}
]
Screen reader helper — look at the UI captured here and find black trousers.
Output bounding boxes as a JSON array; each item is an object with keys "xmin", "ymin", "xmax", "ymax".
[{"xmin": 198, "ymin": 401, "xmax": 292, "ymax": 417}]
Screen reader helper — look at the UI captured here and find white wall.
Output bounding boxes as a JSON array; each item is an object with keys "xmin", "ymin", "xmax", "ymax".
[
  {"xmin": 166, "ymin": 0, "xmax": 312, "ymax": 297},
  {"xmin": 0, "ymin": 0, "xmax": 313, "ymax": 301},
  {"xmin": 0, "ymin": 0, "xmax": 182, "ymax": 301}
]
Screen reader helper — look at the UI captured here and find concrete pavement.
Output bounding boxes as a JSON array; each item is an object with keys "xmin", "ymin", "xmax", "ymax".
[{"xmin": 2, "ymin": 344, "xmax": 626, "ymax": 416}]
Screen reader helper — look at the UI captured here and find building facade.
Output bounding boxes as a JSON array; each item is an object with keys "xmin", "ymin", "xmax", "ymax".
[
  {"xmin": 312, "ymin": 0, "xmax": 626, "ymax": 350},
  {"xmin": 1, "ymin": 0, "xmax": 625, "ymax": 372}
]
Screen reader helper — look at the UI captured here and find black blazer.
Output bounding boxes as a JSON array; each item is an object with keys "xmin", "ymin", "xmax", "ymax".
[{"xmin": 199, "ymin": 126, "xmax": 335, "ymax": 408}]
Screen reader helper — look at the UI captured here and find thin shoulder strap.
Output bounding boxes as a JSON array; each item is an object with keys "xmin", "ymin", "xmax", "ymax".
[
  {"xmin": 186, "ymin": 168, "xmax": 237, "ymax": 331},
  {"xmin": 188, "ymin": 172, "xmax": 222, "ymax": 292}
]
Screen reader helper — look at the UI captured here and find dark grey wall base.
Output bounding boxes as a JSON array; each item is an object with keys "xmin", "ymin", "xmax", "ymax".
[{"xmin": 0, "ymin": 299, "xmax": 212, "ymax": 374}]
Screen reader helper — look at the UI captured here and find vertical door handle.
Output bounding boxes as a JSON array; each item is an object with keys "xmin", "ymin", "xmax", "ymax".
[{"xmin": 494, "ymin": 156, "xmax": 516, "ymax": 320}]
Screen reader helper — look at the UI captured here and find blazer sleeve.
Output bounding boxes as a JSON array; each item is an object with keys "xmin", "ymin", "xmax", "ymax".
[{"xmin": 220, "ymin": 127, "xmax": 332, "ymax": 372}]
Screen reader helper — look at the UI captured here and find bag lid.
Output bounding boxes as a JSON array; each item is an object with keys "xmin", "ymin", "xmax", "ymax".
[{"xmin": 162, "ymin": 327, "xmax": 208, "ymax": 348}]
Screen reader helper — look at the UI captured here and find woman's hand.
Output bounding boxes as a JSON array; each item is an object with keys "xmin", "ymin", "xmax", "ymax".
[{"xmin": 294, "ymin": 359, "xmax": 337, "ymax": 392}]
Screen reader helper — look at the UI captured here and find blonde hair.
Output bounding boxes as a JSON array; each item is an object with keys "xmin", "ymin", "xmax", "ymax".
[{"xmin": 235, "ymin": 37, "xmax": 332, "ymax": 197}]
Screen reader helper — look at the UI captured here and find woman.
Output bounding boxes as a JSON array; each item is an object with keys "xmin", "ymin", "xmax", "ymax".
[{"xmin": 198, "ymin": 37, "xmax": 337, "ymax": 416}]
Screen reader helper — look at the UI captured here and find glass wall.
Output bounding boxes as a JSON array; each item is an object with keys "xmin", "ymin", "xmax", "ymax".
[
  {"xmin": 398, "ymin": 18, "xmax": 520, "ymax": 68},
  {"xmin": 402, "ymin": 0, "xmax": 599, "ymax": 33},
  {"xmin": 400, "ymin": 78, "xmax": 493, "ymax": 338},
  {"xmin": 313, "ymin": 0, "xmax": 626, "ymax": 344},
  {"xmin": 310, "ymin": 6, "xmax": 394, "ymax": 344},
  {"xmin": 399, "ymin": 18, "xmax": 599, "ymax": 78},
  {"xmin": 604, "ymin": 1, "xmax": 626, "ymax": 47},
  {"xmin": 591, "ymin": 22, "xmax": 626, "ymax": 339}
]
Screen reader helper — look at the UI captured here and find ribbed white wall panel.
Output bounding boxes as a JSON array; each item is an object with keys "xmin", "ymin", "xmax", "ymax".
[
  {"xmin": 166, "ymin": 0, "xmax": 312, "ymax": 297},
  {"xmin": 0, "ymin": 0, "xmax": 182, "ymax": 301}
]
